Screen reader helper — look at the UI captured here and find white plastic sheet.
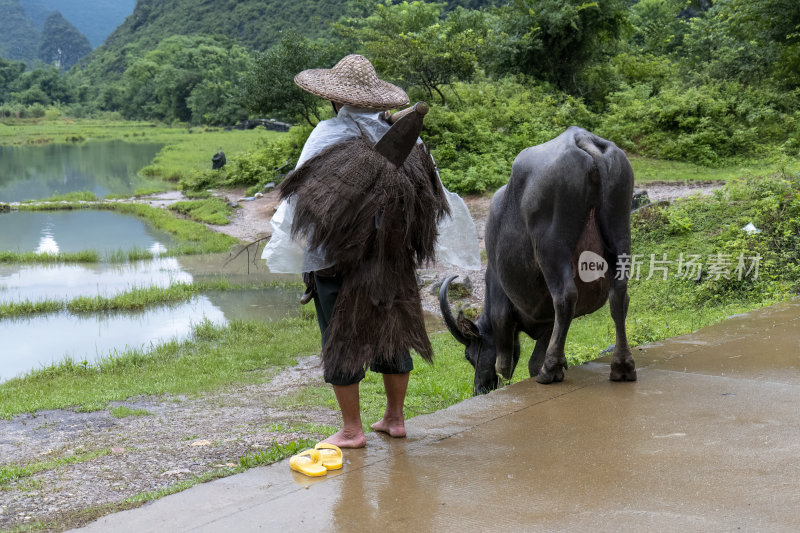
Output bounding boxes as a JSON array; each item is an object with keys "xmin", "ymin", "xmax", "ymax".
[{"xmin": 263, "ymin": 105, "xmax": 481, "ymax": 273}]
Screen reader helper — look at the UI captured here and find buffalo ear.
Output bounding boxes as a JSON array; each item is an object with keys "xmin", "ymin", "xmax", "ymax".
[{"xmin": 457, "ymin": 311, "xmax": 480, "ymax": 339}]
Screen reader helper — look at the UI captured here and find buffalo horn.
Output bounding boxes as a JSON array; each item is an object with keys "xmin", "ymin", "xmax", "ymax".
[{"xmin": 439, "ymin": 275, "xmax": 470, "ymax": 345}]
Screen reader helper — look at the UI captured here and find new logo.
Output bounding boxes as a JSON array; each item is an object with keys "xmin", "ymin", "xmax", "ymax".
[{"xmin": 578, "ymin": 251, "xmax": 607, "ymax": 282}]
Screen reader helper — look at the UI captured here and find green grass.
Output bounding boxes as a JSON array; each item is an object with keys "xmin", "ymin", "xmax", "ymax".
[
  {"xmin": 169, "ymin": 198, "xmax": 234, "ymax": 225},
  {"xmin": 0, "ymin": 247, "xmax": 155, "ymax": 264},
  {"xmin": 0, "ymin": 300, "xmax": 63, "ymax": 319},
  {"xmin": 20, "ymin": 190, "xmax": 99, "ymax": 203},
  {"xmin": 109, "ymin": 406, "xmax": 151, "ymax": 418},
  {"xmin": 629, "ymin": 154, "xmax": 800, "ymax": 183},
  {"xmin": 103, "ymin": 247, "xmax": 156, "ymax": 263},
  {"xmin": 238, "ymin": 439, "xmax": 317, "ymax": 469},
  {"xmin": 0, "ymin": 250, "xmax": 99, "ymax": 264},
  {"xmin": 66, "ymin": 284, "xmax": 201, "ymax": 313},
  {"xmin": 98, "ymin": 203, "xmax": 238, "ymax": 254},
  {"xmin": 0, "ymin": 280, "xmax": 299, "ymax": 319},
  {"xmin": 0, "ymin": 449, "xmax": 110, "ymax": 486},
  {"xmin": 103, "ymin": 185, "xmax": 171, "ymax": 200},
  {"xmin": 139, "ymin": 129, "xmax": 283, "ymax": 183}
]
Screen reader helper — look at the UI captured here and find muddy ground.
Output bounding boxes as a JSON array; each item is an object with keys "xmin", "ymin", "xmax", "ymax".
[{"xmin": 0, "ymin": 180, "xmax": 721, "ymax": 531}]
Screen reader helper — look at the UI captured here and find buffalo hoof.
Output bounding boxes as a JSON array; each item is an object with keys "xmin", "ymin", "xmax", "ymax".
[
  {"xmin": 536, "ymin": 366, "xmax": 564, "ymax": 384},
  {"xmin": 528, "ymin": 354, "xmax": 546, "ymax": 377},
  {"xmin": 609, "ymin": 361, "xmax": 637, "ymax": 382}
]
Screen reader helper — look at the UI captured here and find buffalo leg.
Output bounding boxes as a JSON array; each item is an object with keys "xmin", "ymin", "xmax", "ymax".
[
  {"xmin": 596, "ymin": 160, "xmax": 636, "ymax": 382},
  {"xmin": 493, "ymin": 318, "xmax": 520, "ymax": 381},
  {"xmin": 528, "ymin": 327, "xmax": 552, "ymax": 377},
  {"xmin": 536, "ymin": 257, "xmax": 577, "ymax": 384},
  {"xmin": 607, "ymin": 277, "xmax": 636, "ymax": 381}
]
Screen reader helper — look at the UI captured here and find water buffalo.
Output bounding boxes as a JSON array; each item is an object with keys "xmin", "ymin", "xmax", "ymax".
[{"xmin": 440, "ymin": 127, "xmax": 636, "ymax": 394}]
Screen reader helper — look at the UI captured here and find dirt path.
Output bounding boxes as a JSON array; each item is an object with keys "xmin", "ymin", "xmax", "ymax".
[
  {"xmin": 0, "ymin": 180, "xmax": 722, "ymax": 531},
  {"xmin": 0, "ymin": 357, "xmax": 338, "ymax": 530}
]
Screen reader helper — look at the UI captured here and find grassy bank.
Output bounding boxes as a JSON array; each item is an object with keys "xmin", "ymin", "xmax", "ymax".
[
  {"xmin": 168, "ymin": 198, "xmax": 233, "ymax": 225},
  {"xmin": 0, "ymin": 280, "xmax": 302, "ymax": 319},
  {"xmin": 629, "ymin": 154, "xmax": 800, "ymax": 183}
]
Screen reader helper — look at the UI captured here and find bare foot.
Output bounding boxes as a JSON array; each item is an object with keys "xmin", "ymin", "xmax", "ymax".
[
  {"xmin": 322, "ymin": 428, "xmax": 366, "ymax": 449},
  {"xmin": 371, "ymin": 417, "xmax": 406, "ymax": 438}
]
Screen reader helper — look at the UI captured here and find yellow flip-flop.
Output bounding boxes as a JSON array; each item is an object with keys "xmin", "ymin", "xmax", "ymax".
[
  {"xmin": 289, "ymin": 449, "xmax": 327, "ymax": 477},
  {"xmin": 314, "ymin": 442, "xmax": 343, "ymax": 470}
]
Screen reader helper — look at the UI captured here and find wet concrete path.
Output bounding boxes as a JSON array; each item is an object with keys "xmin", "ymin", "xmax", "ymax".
[{"xmin": 75, "ymin": 299, "xmax": 800, "ymax": 532}]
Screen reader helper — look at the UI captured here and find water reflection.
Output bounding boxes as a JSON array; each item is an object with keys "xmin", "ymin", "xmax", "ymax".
[
  {"xmin": 0, "ymin": 298, "xmax": 225, "ymax": 382},
  {"xmin": 0, "ymin": 141, "xmax": 163, "ymax": 202},
  {"xmin": 0, "ymin": 210, "xmax": 175, "ymax": 255},
  {"xmin": 0, "ymin": 258, "xmax": 192, "ymax": 302}
]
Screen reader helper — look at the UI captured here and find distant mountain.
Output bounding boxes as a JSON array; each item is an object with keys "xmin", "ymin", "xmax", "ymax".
[
  {"xmin": 38, "ymin": 11, "xmax": 92, "ymax": 70},
  {"xmin": 0, "ymin": 0, "xmax": 39, "ymax": 62},
  {"xmin": 20, "ymin": 0, "xmax": 136, "ymax": 48}
]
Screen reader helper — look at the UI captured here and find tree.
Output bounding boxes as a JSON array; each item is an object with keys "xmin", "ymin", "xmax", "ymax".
[
  {"xmin": 8, "ymin": 65, "xmax": 74, "ymax": 105},
  {"xmin": 241, "ymin": 31, "xmax": 338, "ymax": 126},
  {"xmin": 0, "ymin": 57, "xmax": 25, "ymax": 103},
  {"xmin": 682, "ymin": 0, "xmax": 800, "ymax": 88},
  {"xmin": 335, "ymin": 1, "xmax": 480, "ymax": 105},
  {"xmin": 628, "ymin": 0, "xmax": 692, "ymax": 57},
  {"xmin": 121, "ymin": 35, "xmax": 252, "ymax": 124},
  {"xmin": 487, "ymin": 0, "xmax": 629, "ymax": 95},
  {"xmin": 37, "ymin": 11, "xmax": 93, "ymax": 70}
]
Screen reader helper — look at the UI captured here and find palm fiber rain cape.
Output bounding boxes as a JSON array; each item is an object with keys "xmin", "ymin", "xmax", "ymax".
[{"xmin": 279, "ymin": 137, "xmax": 450, "ymax": 378}]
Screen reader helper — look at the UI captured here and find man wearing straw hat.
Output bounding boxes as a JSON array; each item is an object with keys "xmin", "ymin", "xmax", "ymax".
[{"xmin": 263, "ymin": 55, "xmax": 480, "ymax": 448}]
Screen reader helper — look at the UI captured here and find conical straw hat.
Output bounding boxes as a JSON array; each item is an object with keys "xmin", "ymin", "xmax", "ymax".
[{"xmin": 294, "ymin": 55, "xmax": 409, "ymax": 111}]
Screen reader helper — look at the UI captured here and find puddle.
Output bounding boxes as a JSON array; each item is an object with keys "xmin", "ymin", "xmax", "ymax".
[
  {"xmin": 0, "ymin": 210, "xmax": 174, "ymax": 255},
  {"xmin": 0, "ymin": 141, "xmax": 163, "ymax": 202}
]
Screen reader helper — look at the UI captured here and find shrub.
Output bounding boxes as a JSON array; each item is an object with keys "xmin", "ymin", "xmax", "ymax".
[
  {"xmin": 423, "ymin": 75, "xmax": 597, "ymax": 193},
  {"xmin": 220, "ymin": 125, "xmax": 311, "ymax": 190},
  {"xmin": 597, "ymin": 81, "xmax": 799, "ymax": 165}
]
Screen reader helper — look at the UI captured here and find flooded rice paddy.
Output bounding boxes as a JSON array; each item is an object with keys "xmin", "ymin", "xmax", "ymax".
[
  {"xmin": 0, "ymin": 141, "xmax": 302, "ymax": 381},
  {"xmin": 0, "ymin": 210, "xmax": 174, "ymax": 255},
  {"xmin": 0, "ymin": 249, "xmax": 303, "ymax": 382}
]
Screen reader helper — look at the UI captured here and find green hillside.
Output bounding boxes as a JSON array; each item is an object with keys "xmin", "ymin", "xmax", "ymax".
[
  {"xmin": 76, "ymin": 0, "xmax": 498, "ymax": 84},
  {"xmin": 74, "ymin": 0, "xmax": 345, "ymax": 85},
  {"xmin": 0, "ymin": 0, "xmax": 39, "ymax": 62},
  {"xmin": 20, "ymin": 0, "xmax": 136, "ymax": 48}
]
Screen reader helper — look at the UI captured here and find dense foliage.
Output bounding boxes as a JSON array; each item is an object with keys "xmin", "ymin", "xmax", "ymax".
[
  {"xmin": 241, "ymin": 32, "xmax": 339, "ymax": 126},
  {"xmin": 1, "ymin": 0, "xmax": 799, "ymax": 193},
  {"xmin": 116, "ymin": 35, "xmax": 251, "ymax": 125}
]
